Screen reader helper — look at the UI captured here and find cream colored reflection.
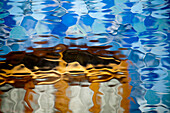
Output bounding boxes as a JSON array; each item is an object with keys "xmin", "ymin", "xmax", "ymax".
[
  {"xmin": 0, "ymin": 80, "xmax": 128, "ymax": 113},
  {"xmin": 0, "ymin": 85, "xmax": 56, "ymax": 113}
]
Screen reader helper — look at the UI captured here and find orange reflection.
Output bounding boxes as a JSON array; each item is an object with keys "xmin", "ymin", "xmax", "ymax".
[
  {"xmin": 54, "ymin": 80, "xmax": 72, "ymax": 113},
  {"xmin": 89, "ymin": 83, "xmax": 103, "ymax": 113},
  {"xmin": 24, "ymin": 81, "xmax": 36, "ymax": 113},
  {"xmin": 118, "ymin": 60, "xmax": 132, "ymax": 113}
]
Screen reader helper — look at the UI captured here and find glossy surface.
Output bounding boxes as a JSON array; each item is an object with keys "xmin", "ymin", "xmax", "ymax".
[{"xmin": 0, "ymin": 0, "xmax": 169, "ymax": 113}]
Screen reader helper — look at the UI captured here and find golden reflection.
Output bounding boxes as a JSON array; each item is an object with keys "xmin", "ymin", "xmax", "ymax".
[
  {"xmin": 0, "ymin": 58, "xmax": 128, "ymax": 85},
  {"xmin": 118, "ymin": 60, "xmax": 131, "ymax": 113},
  {"xmin": 89, "ymin": 83, "xmax": 103, "ymax": 113},
  {"xmin": 54, "ymin": 80, "xmax": 72, "ymax": 113},
  {"xmin": 0, "ymin": 44, "xmax": 131, "ymax": 112},
  {"xmin": 24, "ymin": 81, "xmax": 36, "ymax": 113}
]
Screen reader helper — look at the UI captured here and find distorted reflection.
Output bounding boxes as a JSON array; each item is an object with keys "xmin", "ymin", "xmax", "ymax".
[
  {"xmin": 0, "ymin": 44, "xmax": 131, "ymax": 113},
  {"xmin": 0, "ymin": 0, "xmax": 169, "ymax": 112}
]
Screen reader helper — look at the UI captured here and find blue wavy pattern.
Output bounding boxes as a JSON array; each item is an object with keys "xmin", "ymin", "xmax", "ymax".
[{"xmin": 0, "ymin": 0, "xmax": 169, "ymax": 112}]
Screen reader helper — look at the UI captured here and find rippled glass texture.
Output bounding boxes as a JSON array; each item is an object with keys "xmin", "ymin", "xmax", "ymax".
[{"xmin": 0, "ymin": 0, "xmax": 169, "ymax": 113}]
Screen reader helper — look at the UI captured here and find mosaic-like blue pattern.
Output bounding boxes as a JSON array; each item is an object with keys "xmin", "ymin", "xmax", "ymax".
[{"xmin": 0, "ymin": 0, "xmax": 169, "ymax": 112}]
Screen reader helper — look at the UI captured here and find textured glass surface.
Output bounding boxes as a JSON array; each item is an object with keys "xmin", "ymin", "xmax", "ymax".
[{"xmin": 0, "ymin": 0, "xmax": 169, "ymax": 113}]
